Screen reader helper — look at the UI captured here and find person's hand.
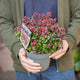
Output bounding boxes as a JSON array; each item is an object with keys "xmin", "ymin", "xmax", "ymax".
[
  {"xmin": 18, "ymin": 48, "xmax": 42, "ymax": 73},
  {"xmin": 49, "ymin": 40, "xmax": 69, "ymax": 60}
]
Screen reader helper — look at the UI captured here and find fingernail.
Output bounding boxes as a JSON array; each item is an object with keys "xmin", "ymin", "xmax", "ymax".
[
  {"xmin": 38, "ymin": 64, "xmax": 40, "ymax": 66},
  {"xmin": 22, "ymin": 53, "xmax": 26, "ymax": 56},
  {"xmin": 38, "ymin": 70, "xmax": 40, "ymax": 72},
  {"xmin": 40, "ymin": 67, "xmax": 42, "ymax": 69},
  {"xmin": 49, "ymin": 56, "xmax": 51, "ymax": 58}
]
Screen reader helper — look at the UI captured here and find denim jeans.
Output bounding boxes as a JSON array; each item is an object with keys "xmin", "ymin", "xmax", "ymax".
[{"xmin": 15, "ymin": 60, "xmax": 76, "ymax": 80}]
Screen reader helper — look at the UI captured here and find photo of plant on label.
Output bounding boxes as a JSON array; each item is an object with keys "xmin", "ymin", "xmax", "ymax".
[{"xmin": 20, "ymin": 23, "xmax": 31, "ymax": 49}]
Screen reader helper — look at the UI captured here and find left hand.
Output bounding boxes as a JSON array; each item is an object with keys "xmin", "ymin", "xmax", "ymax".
[{"xmin": 49, "ymin": 40, "xmax": 69, "ymax": 60}]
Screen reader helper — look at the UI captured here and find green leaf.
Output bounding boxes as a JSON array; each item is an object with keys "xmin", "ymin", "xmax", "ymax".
[
  {"xmin": 49, "ymin": 49, "xmax": 55, "ymax": 53},
  {"xmin": 42, "ymin": 44, "xmax": 47, "ymax": 48},
  {"xmin": 52, "ymin": 37, "xmax": 55, "ymax": 41},
  {"xmin": 27, "ymin": 45, "xmax": 31, "ymax": 51},
  {"xmin": 20, "ymin": 43, "xmax": 23, "ymax": 46},
  {"xmin": 42, "ymin": 48, "xmax": 48, "ymax": 53},
  {"xmin": 17, "ymin": 36, "xmax": 20, "ymax": 39},
  {"xmin": 14, "ymin": 32, "xmax": 18, "ymax": 36},
  {"xmin": 24, "ymin": 23, "xmax": 26, "ymax": 26},
  {"xmin": 38, "ymin": 42, "xmax": 41, "ymax": 46},
  {"xmin": 44, "ymin": 36, "xmax": 50, "ymax": 43},
  {"xmin": 31, "ymin": 36, "xmax": 37, "ymax": 40},
  {"xmin": 56, "ymin": 37, "xmax": 60, "ymax": 40},
  {"xmin": 31, "ymin": 18, "xmax": 35, "ymax": 21},
  {"xmin": 52, "ymin": 45, "xmax": 56, "ymax": 49},
  {"xmin": 40, "ymin": 37, "xmax": 45, "ymax": 41}
]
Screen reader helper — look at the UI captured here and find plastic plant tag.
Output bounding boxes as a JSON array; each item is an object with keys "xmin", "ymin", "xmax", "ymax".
[{"xmin": 20, "ymin": 23, "xmax": 31, "ymax": 49}]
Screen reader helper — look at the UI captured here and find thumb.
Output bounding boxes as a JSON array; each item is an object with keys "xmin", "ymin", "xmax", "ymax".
[
  {"xmin": 18, "ymin": 48, "xmax": 26, "ymax": 57},
  {"xmin": 22, "ymin": 52, "xmax": 26, "ymax": 56}
]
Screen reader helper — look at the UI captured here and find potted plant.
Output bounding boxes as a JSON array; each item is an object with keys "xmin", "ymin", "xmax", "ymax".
[{"xmin": 14, "ymin": 12, "xmax": 66, "ymax": 71}]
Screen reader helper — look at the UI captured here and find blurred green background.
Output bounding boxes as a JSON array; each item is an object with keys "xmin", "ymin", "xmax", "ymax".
[
  {"xmin": 74, "ymin": 45, "xmax": 80, "ymax": 80},
  {"xmin": 74, "ymin": 46, "xmax": 80, "ymax": 72}
]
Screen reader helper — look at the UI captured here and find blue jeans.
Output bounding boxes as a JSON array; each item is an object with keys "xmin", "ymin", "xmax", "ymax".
[{"xmin": 15, "ymin": 60, "xmax": 75, "ymax": 80}]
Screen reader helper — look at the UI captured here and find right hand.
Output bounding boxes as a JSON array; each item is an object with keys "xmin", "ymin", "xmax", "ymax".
[{"xmin": 18, "ymin": 48, "xmax": 42, "ymax": 73}]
